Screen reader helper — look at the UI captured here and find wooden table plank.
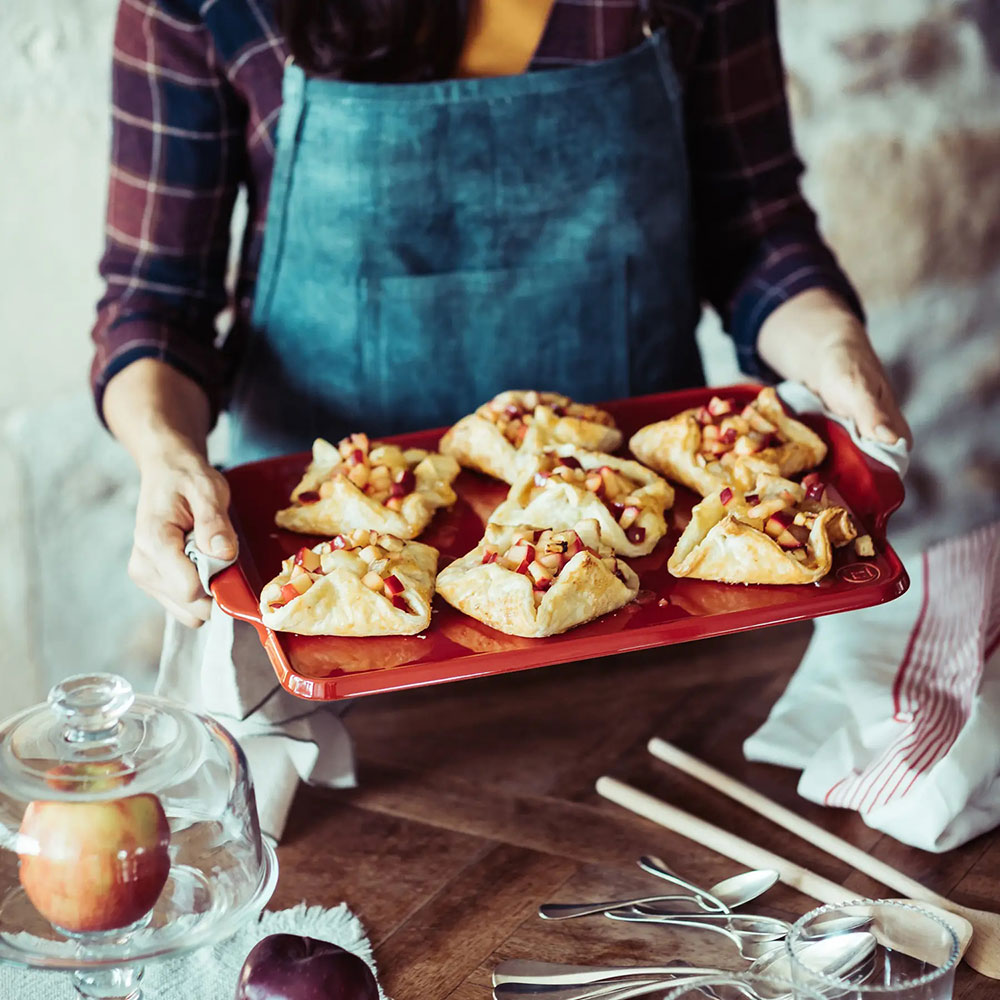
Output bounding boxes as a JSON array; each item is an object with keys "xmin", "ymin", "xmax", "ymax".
[{"xmin": 271, "ymin": 625, "xmax": 1000, "ymax": 999}]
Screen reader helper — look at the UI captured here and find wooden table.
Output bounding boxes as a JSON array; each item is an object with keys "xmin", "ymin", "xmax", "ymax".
[{"xmin": 270, "ymin": 622, "xmax": 1000, "ymax": 998}]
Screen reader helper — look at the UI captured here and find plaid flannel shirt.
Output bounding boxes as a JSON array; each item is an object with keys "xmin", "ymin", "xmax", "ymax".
[{"xmin": 91, "ymin": 0, "xmax": 862, "ymax": 421}]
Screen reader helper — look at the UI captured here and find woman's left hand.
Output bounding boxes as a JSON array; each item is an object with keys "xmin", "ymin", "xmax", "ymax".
[{"xmin": 756, "ymin": 288, "xmax": 912, "ymax": 447}]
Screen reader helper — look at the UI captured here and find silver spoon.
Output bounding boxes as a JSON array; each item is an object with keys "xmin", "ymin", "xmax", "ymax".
[
  {"xmin": 493, "ymin": 932, "xmax": 876, "ymax": 1000},
  {"xmin": 607, "ymin": 910, "xmax": 790, "ymax": 939},
  {"xmin": 604, "ymin": 910, "xmax": 785, "ymax": 962},
  {"xmin": 540, "ymin": 869, "xmax": 780, "ymax": 922},
  {"xmin": 638, "ymin": 856, "xmax": 779, "ymax": 913}
]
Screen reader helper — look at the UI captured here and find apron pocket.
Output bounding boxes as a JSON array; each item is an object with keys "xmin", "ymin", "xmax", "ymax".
[{"xmin": 366, "ymin": 256, "xmax": 631, "ymax": 433}]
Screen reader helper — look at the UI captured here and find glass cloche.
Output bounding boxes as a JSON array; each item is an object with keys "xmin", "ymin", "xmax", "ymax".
[{"xmin": 0, "ymin": 673, "xmax": 278, "ymax": 999}]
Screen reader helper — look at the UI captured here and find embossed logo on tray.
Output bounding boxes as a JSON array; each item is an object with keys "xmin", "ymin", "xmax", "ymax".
[{"xmin": 837, "ymin": 563, "xmax": 881, "ymax": 584}]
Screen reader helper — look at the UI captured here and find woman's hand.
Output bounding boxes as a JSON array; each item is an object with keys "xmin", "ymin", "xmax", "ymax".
[
  {"xmin": 129, "ymin": 445, "xmax": 237, "ymax": 627},
  {"xmin": 103, "ymin": 359, "xmax": 237, "ymax": 627},
  {"xmin": 756, "ymin": 288, "xmax": 912, "ymax": 446}
]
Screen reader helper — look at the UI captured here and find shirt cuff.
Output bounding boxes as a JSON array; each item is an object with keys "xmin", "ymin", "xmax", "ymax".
[
  {"xmin": 727, "ymin": 237, "xmax": 866, "ymax": 382},
  {"xmin": 91, "ymin": 318, "xmax": 226, "ymax": 429}
]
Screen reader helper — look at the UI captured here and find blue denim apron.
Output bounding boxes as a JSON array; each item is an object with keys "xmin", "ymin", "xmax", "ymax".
[{"xmin": 229, "ymin": 29, "xmax": 702, "ymax": 465}]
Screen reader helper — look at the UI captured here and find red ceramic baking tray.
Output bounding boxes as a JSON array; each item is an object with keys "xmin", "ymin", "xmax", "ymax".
[{"xmin": 212, "ymin": 385, "xmax": 908, "ymax": 700}]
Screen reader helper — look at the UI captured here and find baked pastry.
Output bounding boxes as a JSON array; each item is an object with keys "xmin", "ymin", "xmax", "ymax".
[
  {"xmin": 275, "ymin": 433, "xmax": 460, "ymax": 538},
  {"xmin": 439, "ymin": 390, "xmax": 622, "ymax": 484},
  {"xmin": 489, "ymin": 446, "xmax": 674, "ymax": 557},
  {"xmin": 668, "ymin": 471, "xmax": 861, "ymax": 585},
  {"xmin": 435, "ymin": 520, "xmax": 639, "ymax": 638},
  {"xmin": 629, "ymin": 388, "xmax": 827, "ymax": 496},
  {"xmin": 260, "ymin": 530, "xmax": 438, "ymax": 635}
]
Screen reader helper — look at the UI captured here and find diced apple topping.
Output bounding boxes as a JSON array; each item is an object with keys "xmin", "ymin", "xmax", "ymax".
[
  {"xmin": 855, "ymin": 534, "xmax": 875, "ymax": 557},
  {"xmin": 478, "ymin": 392, "xmax": 615, "ymax": 444},
  {"xmin": 488, "ymin": 527, "xmax": 602, "ymax": 596},
  {"xmin": 696, "ymin": 395, "xmax": 785, "ymax": 462},
  {"xmin": 719, "ymin": 487, "xmax": 733, "ymax": 506},
  {"xmin": 305, "ymin": 434, "xmax": 424, "ymax": 508},
  {"xmin": 267, "ymin": 532, "xmax": 416, "ymax": 610},
  {"xmin": 801, "ymin": 472, "xmax": 826, "ymax": 503}
]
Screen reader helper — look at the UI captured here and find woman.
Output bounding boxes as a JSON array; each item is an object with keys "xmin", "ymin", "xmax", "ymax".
[{"xmin": 93, "ymin": 0, "xmax": 909, "ymax": 627}]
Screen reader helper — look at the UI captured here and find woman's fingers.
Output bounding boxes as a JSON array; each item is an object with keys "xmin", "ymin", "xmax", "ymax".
[{"xmin": 187, "ymin": 468, "xmax": 238, "ymax": 560}]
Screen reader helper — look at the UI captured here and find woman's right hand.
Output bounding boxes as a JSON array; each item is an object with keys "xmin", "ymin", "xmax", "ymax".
[
  {"xmin": 103, "ymin": 359, "xmax": 236, "ymax": 628},
  {"xmin": 129, "ymin": 445, "xmax": 237, "ymax": 628}
]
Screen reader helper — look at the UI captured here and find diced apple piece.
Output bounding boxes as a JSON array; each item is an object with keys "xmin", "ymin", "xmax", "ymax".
[
  {"xmin": 391, "ymin": 594, "xmax": 413, "ymax": 613},
  {"xmin": 527, "ymin": 561, "xmax": 553, "ymax": 586},
  {"xmin": 695, "ymin": 406, "xmax": 713, "ymax": 425},
  {"xmin": 537, "ymin": 551, "xmax": 563, "ymax": 571},
  {"xmin": 620, "ymin": 504, "xmax": 641, "ymax": 528},
  {"xmin": 702, "ymin": 424, "xmax": 721, "ymax": 443},
  {"xmin": 719, "ymin": 427, "xmax": 738, "ymax": 445},
  {"xmin": 361, "ymin": 571, "xmax": 383, "ymax": 591},
  {"xmin": 534, "ymin": 471, "xmax": 550, "ymax": 488},
  {"xmin": 855, "ymin": 534, "xmax": 875, "ymax": 557},
  {"xmin": 320, "ymin": 551, "xmax": 338, "ymax": 574},
  {"xmin": 297, "ymin": 490, "xmax": 321, "ymax": 504},
  {"xmin": 748, "ymin": 412, "xmax": 777, "ymax": 434},
  {"xmin": 776, "ymin": 527, "xmax": 804, "ymax": 549},
  {"xmin": 294, "ymin": 547, "xmax": 321, "ymax": 572},
  {"xmin": 331, "ymin": 534, "xmax": 350, "ymax": 549},
  {"xmin": 744, "ymin": 493, "xmax": 759, "ymax": 506},
  {"xmin": 733, "ymin": 435, "xmax": 759, "ymax": 456},
  {"xmin": 719, "ymin": 487, "xmax": 733, "ymax": 506},
  {"xmin": 380, "ymin": 534, "xmax": 405, "ymax": 552},
  {"xmin": 765, "ymin": 509, "xmax": 794, "ymax": 539},
  {"xmin": 384, "ymin": 496, "xmax": 403, "ymax": 512},
  {"xmin": 559, "ymin": 454, "xmax": 582, "ymax": 470},
  {"xmin": 707, "ymin": 396, "xmax": 735, "ymax": 417},
  {"xmin": 584, "ymin": 472, "xmax": 605, "ymax": 496},
  {"xmin": 568, "ymin": 533, "xmax": 586, "ymax": 557},
  {"xmin": 383, "ymin": 574, "xmax": 405, "ymax": 597},
  {"xmin": 802, "ymin": 472, "xmax": 826, "ymax": 502},
  {"xmin": 481, "ymin": 548, "xmax": 499, "ymax": 565},
  {"xmin": 347, "ymin": 463, "xmax": 369, "ymax": 488},
  {"xmin": 359, "ymin": 545, "xmax": 383, "ymax": 564}
]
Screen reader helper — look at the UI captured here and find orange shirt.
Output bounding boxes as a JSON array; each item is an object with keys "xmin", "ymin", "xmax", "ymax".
[{"xmin": 458, "ymin": 0, "xmax": 558, "ymax": 77}]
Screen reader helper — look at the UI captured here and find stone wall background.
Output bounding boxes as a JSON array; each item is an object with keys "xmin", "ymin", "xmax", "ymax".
[{"xmin": 2, "ymin": 0, "xmax": 998, "ymax": 715}]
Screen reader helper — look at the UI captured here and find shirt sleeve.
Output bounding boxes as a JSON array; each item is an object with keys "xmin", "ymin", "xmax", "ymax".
[
  {"xmin": 90, "ymin": 0, "xmax": 245, "ymax": 425},
  {"xmin": 684, "ymin": 0, "xmax": 864, "ymax": 379}
]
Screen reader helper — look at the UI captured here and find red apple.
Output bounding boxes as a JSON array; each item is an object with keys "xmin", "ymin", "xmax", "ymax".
[
  {"xmin": 481, "ymin": 549, "xmax": 498, "ymax": 565},
  {"xmin": 744, "ymin": 493, "xmax": 759, "ymax": 506},
  {"xmin": 765, "ymin": 509, "xmax": 794, "ymax": 539},
  {"xmin": 294, "ymin": 547, "xmax": 320, "ymax": 572},
  {"xmin": 383, "ymin": 574, "xmax": 405, "ymax": 597},
  {"xmin": 559, "ymin": 454, "xmax": 582, "ymax": 469},
  {"xmin": 236, "ymin": 935, "xmax": 378, "ymax": 1000},
  {"xmin": 802, "ymin": 473, "xmax": 826, "ymax": 502},
  {"xmin": 719, "ymin": 487, "xmax": 733, "ymax": 506},
  {"xmin": 391, "ymin": 595, "xmax": 412, "ymax": 613},
  {"xmin": 707, "ymin": 396, "xmax": 735, "ymax": 417},
  {"xmin": 18, "ymin": 778, "xmax": 170, "ymax": 933}
]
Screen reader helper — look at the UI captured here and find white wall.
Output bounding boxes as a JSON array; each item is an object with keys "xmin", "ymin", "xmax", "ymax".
[{"xmin": 1, "ymin": 0, "xmax": 997, "ymax": 716}]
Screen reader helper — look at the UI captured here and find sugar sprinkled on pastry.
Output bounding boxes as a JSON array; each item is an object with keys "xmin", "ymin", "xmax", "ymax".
[
  {"xmin": 668, "ymin": 471, "xmax": 859, "ymax": 585},
  {"xmin": 435, "ymin": 520, "xmax": 639, "ymax": 637},
  {"xmin": 275, "ymin": 433, "xmax": 459, "ymax": 539},
  {"xmin": 439, "ymin": 390, "xmax": 622, "ymax": 484},
  {"xmin": 489, "ymin": 445, "xmax": 674, "ymax": 556},
  {"xmin": 629, "ymin": 387, "xmax": 827, "ymax": 497},
  {"xmin": 260, "ymin": 530, "xmax": 438, "ymax": 635}
]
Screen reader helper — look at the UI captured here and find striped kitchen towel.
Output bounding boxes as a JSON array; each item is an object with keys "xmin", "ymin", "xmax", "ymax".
[
  {"xmin": 745, "ymin": 520, "xmax": 1000, "ymax": 852},
  {"xmin": 156, "ymin": 535, "xmax": 356, "ymax": 843}
]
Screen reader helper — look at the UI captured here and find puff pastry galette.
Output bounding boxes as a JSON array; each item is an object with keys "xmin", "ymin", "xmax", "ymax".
[
  {"xmin": 436, "ymin": 520, "xmax": 639, "ymax": 637},
  {"xmin": 275, "ymin": 433, "xmax": 460, "ymax": 539},
  {"xmin": 629, "ymin": 388, "xmax": 827, "ymax": 497},
  {"xmin": 439, "ymin": 390, "xmax": 623, "ymax": 484},
  {"xmin": 489, "ymin": 446, "xmax": 674, "ymax": 557},
  {"xmin": 260, "ymin": 530, "xmax": 438, "ymax": 635},
  {"xmin": 668, "ymin": 471, "xmax": 861, "ymax": 585}
]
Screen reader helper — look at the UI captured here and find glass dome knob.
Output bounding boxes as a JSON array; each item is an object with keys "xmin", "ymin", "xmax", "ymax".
[{"xmin": 47, "ymin": 674, "xmax": 135, "ymax": 744}]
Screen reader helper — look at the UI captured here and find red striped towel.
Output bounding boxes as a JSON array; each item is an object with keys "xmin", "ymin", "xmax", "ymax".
[{"xmin": 745, "ymin": 520, "xmax": 1000, "ymax": 851}]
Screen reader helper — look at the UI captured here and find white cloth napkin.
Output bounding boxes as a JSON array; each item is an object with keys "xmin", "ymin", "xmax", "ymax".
[
  {"xmin": 157, "ymin": 536, "xmax": 356, "ymax": 843},
  {"xmin": 0, "ymin": 902, "xmax": 385, "ymax": 1000},
  {"xmin": 775, "ymin": 381, "xmax": 910, "ymax": 478},
  {"xmin": 746, "ymin": 519, "xmax": 1000, "ymax": 852}
]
